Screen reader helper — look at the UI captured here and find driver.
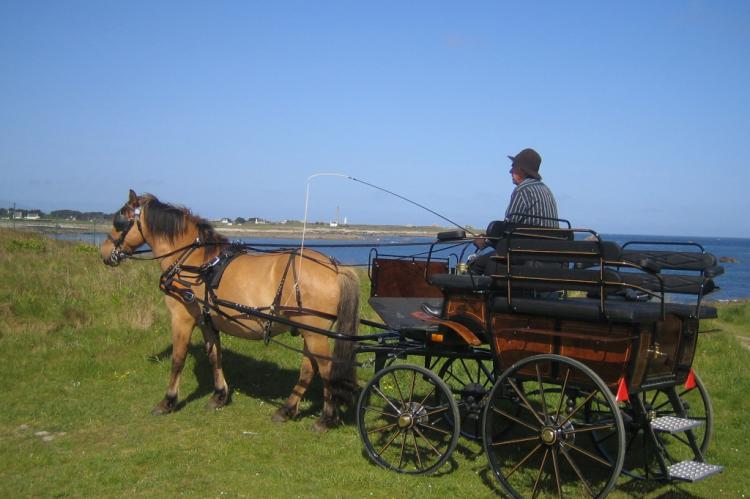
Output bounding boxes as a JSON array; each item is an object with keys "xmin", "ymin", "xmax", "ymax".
[{"xmin": 469, "ymin": 147, "xmax": 559, "ymax": 275}]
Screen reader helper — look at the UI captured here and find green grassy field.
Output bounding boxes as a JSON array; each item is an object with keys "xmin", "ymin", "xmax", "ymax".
[{"xmin": 1, "ymin": 228, "xmax": 748, "ymax": 498}]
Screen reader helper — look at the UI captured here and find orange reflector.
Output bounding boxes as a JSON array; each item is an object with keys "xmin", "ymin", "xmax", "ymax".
[
  {"xmin": 430, "ymin": 333, "xmax": 444, "ymax": 343},
  {"xmin": 616, "ymin": 376, "xmax": 629, "ymax": 402},
  {"xmin": 684, "ymin": 369, "xmax": 697, "ymax": 390}
]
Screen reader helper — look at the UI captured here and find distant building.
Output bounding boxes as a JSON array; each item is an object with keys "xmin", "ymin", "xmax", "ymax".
[{"xmin": 25, "ymin": 213, "xmax": 40, "ymax": 220}]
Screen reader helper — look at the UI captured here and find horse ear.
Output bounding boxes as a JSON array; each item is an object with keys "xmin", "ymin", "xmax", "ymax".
[{"xmin": 128, "ymin": 189, "xmax": 138, "ymax": 206}]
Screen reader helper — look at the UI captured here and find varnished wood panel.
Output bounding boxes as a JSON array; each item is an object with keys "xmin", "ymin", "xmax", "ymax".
[{"xmin": 370, "ymin": 259, "xmax": 446, "ymax": 298}]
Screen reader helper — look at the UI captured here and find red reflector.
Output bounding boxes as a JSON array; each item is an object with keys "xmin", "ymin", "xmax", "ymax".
[
  {"xmin": 616, "ymin": 376, "xmax": 629, "ymax": 402},
  {"xmin": 684, "ymin": 369, "xmax": 697, "ymax": 390}
]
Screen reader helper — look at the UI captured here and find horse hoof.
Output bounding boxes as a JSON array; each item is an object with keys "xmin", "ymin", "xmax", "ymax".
[
  {"xmin": 151, "ymin": 395, "xmax": 177, "ymax": 415},
  {"xmin": 311, "ymin": 420, "xmax": 329, "ymax": 433},
  {"xmin": 271, "ymin": 409, "xmax": 290, "ymax": 422},
  {"xmin": 151, "ymin": 404, "xmax": 172, "ymax": 416},
  {"xmin": 206, "ymin": 389, "xmax": 229, "ymax": 410},
  {"xmin": 271, "ymin": 406, "xmax": 297, "ymax": 423},
  {"xmin": 205, "ymin": 398, "xmax": 225, "ymax": 411}
]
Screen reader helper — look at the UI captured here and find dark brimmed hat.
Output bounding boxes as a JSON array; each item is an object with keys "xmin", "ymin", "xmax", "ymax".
[{"xmin": 508, "ymin": 148, "xmax": 542, "ymax": 180}]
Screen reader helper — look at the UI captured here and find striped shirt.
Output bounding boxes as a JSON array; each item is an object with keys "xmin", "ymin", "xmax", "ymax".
[{"xmin": 505, "ymin": 178, "xmax": 559, "ymax": 228}]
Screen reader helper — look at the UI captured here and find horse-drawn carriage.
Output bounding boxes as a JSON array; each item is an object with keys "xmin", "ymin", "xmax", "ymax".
[
  {"xmin": 356, "ymin": 221, "xmax": 723, "ymax": 496},
  {"xmin": 102, "ymin": 191, "xmax": 724, "ymax": 498}
]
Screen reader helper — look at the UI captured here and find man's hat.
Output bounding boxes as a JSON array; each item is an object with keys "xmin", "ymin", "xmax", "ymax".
[{"xmin": 508, "ymin": 148, "xmax": 542, "ymax": 180}]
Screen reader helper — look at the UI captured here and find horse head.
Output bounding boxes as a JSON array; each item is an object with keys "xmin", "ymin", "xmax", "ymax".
[{"xmin": 101, "ymin": 189, "xmax": 146, "ymax": 266}]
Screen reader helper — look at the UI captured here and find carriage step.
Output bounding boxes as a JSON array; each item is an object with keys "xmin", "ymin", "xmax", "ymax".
[
  {"xmin": 651, "ymin": 416, "xmax": 702, "ymax": 434},
  {"xmin": 668, "ymin": 460, "xmax": 723, "ymax": 482}
]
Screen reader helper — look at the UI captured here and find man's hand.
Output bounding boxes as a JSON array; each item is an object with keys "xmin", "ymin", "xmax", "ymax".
[{"xmin": 473, "ymin": 235, "xmax": 487, "ymax": 249}]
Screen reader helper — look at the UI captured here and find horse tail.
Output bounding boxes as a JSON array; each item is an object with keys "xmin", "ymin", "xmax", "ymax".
[{"xmin": 330, "ymin": 266, "xmax": 360, "ymax": 407}]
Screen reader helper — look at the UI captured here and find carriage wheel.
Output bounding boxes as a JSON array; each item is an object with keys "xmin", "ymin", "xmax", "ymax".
[
  {"xmin": 438, "ymin": 357, "xmax": 496, "ymax": 440},
  {"xmin": 357, "ymin": 364, "xmax": 460, "ymax": 474},
  {"xmin": 587, "ymin": 370, "xmax": 713, "ymax": 480},
  {"xmin": 483, "ymin": 354, "xmax": 625, "ymax": 498}
]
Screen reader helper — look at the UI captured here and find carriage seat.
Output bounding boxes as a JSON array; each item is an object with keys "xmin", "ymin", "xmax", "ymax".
[
  {"xmin": 429, "ymin": 268, "xmax": 718, "ymax": 297},
  {"xmin": 491, "ymin": 296, "xmax": 717, "ymax": 323}
]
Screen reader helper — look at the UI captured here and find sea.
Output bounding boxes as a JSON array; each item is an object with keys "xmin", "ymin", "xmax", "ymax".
[{"xmin": 51, "ymin": 231, "xmax": 750, "ymax": 302}]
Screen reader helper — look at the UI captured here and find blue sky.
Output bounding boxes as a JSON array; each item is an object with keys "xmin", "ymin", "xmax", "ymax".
[{"xmin": 1, "ymin": 1, "xmax": 748, "ymax": 237}]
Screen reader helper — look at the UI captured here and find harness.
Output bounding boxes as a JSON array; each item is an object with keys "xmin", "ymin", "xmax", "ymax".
[{"xmin": 158, "ymin": 244, "xmax": 339, "ymax": 344}]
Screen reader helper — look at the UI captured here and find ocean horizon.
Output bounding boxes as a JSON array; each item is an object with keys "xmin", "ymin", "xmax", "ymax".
[{"xmin": 46, "ymin": 230, "xmax": 750, "ymax": 302}]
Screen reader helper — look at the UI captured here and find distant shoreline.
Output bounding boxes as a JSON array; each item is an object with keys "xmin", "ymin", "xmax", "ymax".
[{"xmin": 0, "ymin": 220, "xmax": 449, "ymax": 240}]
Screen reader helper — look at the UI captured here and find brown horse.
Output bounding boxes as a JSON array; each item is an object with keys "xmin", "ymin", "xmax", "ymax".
[{"xmin": 100, "ymin": 190, "xmax": 359, "ymax": 430}]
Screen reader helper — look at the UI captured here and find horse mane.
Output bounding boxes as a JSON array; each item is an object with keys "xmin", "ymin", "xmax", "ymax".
[{"xmin": 139, "ymin": 194, "xmax": 227, "ymax": 255}]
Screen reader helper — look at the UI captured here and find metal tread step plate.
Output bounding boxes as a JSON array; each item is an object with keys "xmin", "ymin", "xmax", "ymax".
[
  {"xmin": 651, "ymin": 415, "xmax": 703, "ymax": 433},
  {"xmin": 668, "ymin": 460, "xmax": 723, "ymax": 482}
]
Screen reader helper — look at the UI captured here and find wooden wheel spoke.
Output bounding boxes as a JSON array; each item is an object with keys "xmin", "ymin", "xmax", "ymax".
[
  {"xmin": 418, "ymin": 422, "xmax": 451, "ymax": 436},
  {"xmin": 423, "ymin": 405, "xmax": 450, "ymax": 418},
  {"xmin": 411, "ymin": 431, "xmax": 423, "ymax": 469},
  {"xmin": 491, "ymin": 435, "xmax": 541, "ymax": 447},
  {"xmin": 551, "ymin": 448, "xmax": 562, "ymax": 499},
  {"xmin": 376, "ymin": 427, "xmax": 402, "ymax": 456},
  {"xmin": 505, "ymin": 443, "xmax": 543, "ymax": 479},
  {"xmin": 532, "ymin": 449, "xmax": 550, "ymax": 499},
  {"xmin": 652, "ymin": 398, "xmax": 674, "ymax": 413},
  {"xmin": 559, "ymin": 445, "xmax": 595, "ymax": 497},
  {"xmin": 372, "ymin": 385, "xmax": 402, "ymax": 414},
  {"xmin": 564, "ymin": 422, "xmax": 616, "ymax": 435},
  {"xmin": 508, "ymin": 378, "xmax": 545, "ymax": 426},
  {"xmin": 459, "ymin": 358, "xmax": 475, "ymax": 384},
  {"xmin": 368, "ymin": 421, "xmax": 399, "ymax": 435},
  {"xmin": 492, "ymin": 406, "xmax": 540, "ymax": 432},
  {"xmin": 561, "ymin": 440, "xmax": 613, "ymax": 468},
  {"xmin": 408, "ymin": 370, "xmax": 417, "ymax": 405},
  {"xmin": 444, "ymin": 369, "xmax": 463, "ymax": 386},
  {"xmin": 594, "ymin": 428, "xmax": 618, "ymax": 446},
  {"xmin": 417, "ymin": 384, "xmax": 437, "ymax": 408},
  {"xmin": 364, "ymin": 406, "xmax": 398, "ymax": 419},
  {"xmin": 413, "ymin": 426, "xmax": 443, "ymax": 457},
  {"xmin": 677, "ymin": 386, "xmax": 696, "ymax": 398},
  {"xmin": 558, "ymin": 389, "xmax": 597, "ymax": 427},
  {"xmin": 555, "ymin": 368, "xmax": 570, "ymax": 421},
  {"xmin": 536, "ymin": 364, "xmax": 549, "ymax": 419},
  {"xmin": 398, "ymin": 431, "xmax": 407, "ymax": 469},
  {"xmin": 391, "ymin": 371, "xmax": 407, "ymax": 405}
]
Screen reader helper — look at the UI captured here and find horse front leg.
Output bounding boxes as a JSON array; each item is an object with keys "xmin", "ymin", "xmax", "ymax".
[
  {"xmin": 152, "ymin": 308, "xmax": 195, "ymax": 415},
  {"xmin": 200, "ymin": 324, "xmax": 229, "ymax": 410},
  {"xmin": 272, "ymin": 343, "xmax": 314, "ymax": 423}
]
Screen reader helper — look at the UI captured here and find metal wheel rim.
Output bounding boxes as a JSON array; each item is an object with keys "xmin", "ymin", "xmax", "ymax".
[
  {"xmin": 482, "ymin": 354, "xmax": 625, "ymax": 498},
  {"xmin": 356, "ymin": 364, "xmax": 460, "ymax": 475}
]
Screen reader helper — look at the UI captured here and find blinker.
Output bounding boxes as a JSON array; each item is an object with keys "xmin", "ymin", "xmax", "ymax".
[{"xmin": 113, "ymin": 214, "xmax": 130, "ymax": 232}]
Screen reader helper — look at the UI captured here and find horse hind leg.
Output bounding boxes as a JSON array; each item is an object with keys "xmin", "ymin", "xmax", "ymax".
[
  {"xmin": 201, "ymin": 324, "xmax": 230, "ymax": 410},
  {"xmin": 304, "ymin": 332, "xmax": 341, "ymax": 432}
]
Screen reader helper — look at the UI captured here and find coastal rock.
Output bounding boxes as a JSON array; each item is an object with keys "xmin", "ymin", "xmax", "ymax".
[{"xmin": 719, "ymin": 256, "xmax": 739, "ymax": 263}]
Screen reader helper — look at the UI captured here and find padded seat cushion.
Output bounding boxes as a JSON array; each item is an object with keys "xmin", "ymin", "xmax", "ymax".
[{"xmin": 491, "ymin": 296, "xmax": 717, "ymax": 323}]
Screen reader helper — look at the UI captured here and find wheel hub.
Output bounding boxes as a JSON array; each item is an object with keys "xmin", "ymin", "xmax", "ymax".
[
  {"xmin": 398, "ymin": 402, "xmax": 428, "ymax": 429},
  {"xmin": 541, "ymin": 427, "xmax": 557, "ymax": 445},
  {"xmin": 398, "ymin": 413, "xmax": 413, "ymax": 429}
]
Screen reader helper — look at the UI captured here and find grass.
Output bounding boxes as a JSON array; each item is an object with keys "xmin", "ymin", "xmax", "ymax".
[{"xmin": 1, "ymin": 227, "xmax": 748, "ymax": 497}]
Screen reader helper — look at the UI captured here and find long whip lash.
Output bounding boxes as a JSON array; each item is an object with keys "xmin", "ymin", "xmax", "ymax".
[{"xmin": 298, "ymin": 173, "xmax": 476, "ymax": 283}]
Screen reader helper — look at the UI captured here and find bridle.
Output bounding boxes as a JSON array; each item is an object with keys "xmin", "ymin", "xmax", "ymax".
[{"xmin": 106, "ymin": 206, "xmax": 145, "ymax": 265}]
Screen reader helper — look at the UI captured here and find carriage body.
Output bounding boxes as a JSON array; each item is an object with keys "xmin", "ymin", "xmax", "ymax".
[{"xmin": 359, "ymin": 224, "xmax": 723, "ymax": 494}]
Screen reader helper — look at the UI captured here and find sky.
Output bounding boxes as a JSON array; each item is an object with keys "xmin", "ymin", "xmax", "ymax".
[{"xmin": 1, "ymin": 1, "xmax": 749, "ymax": 237}]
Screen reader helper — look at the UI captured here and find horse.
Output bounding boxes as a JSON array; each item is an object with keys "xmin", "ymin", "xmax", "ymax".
[{"xmin": 100, "ymin": 190, "xmax": 360, "ymax": 431}]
